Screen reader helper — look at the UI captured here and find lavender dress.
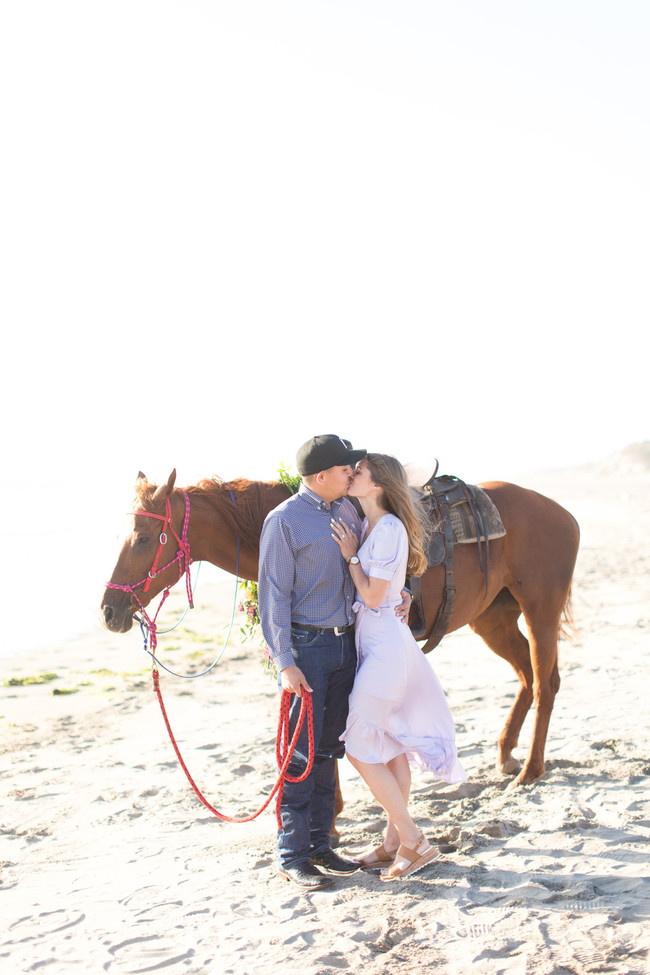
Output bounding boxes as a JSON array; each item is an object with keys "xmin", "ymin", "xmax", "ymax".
[{"xmin": 340, "ymin": 514, "xmax": 466, "ymax": 782}]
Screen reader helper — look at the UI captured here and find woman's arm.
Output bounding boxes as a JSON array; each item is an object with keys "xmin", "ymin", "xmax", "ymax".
[
  {"xmin": 349, "ymin": 564, "xmax": 389, "ymax": 609},
  {"xmin": 331, "ymin": 518, "xmax": 390, "ymax": 609}
]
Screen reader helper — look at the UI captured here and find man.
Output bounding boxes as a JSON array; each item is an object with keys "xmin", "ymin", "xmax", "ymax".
[{"xmin": 258, "ymin": 434, "xmax": 410, "ymax": 890}]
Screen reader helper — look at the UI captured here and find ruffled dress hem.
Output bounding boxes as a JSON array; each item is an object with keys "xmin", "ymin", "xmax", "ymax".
[{"xmin": 340, "ymin": 709, "xmax": 466, "ymax": 784}]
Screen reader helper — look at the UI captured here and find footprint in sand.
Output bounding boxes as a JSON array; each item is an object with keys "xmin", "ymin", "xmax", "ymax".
[{"xmin": 106, "ymin": 934, "xmax": 195, "ymax": 971}]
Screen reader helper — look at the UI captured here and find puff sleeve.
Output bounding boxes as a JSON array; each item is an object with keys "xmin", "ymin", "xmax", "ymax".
[{"xmin": 366, "ymin": 516, "xmax": 408, "ymax": 581}]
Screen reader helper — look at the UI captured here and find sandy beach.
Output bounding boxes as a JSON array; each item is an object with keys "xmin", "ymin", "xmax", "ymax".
[{"xmin": 2, "ymin": 455, "xmax": 650, "ymax": 975}]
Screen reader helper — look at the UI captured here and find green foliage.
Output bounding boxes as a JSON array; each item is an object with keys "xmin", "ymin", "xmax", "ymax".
[
  {"xmin": 238, "ymin": 580, "xmax": 277, "ymax": 680},
  {"xmin": 239, "ymin": 579, "xmax": 261, "ymax": 639},
  {"xmin": 277, "ymin": 463, "xmax": 301, "ymax": 495},
  {"xmin": 175, "ymin": 627, "xmax": 213, "ymax": 643},
  {"xmin": 3, "ymin": 673, "xmax": 59, "ymax": 687}
]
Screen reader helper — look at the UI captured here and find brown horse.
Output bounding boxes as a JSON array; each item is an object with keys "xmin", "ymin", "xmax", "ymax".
[{"xmin": 101, "ymin": 469, "xmax": 579, "ymax": 787}]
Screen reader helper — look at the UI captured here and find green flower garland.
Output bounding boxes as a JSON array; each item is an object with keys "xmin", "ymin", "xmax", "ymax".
[{"xmin": 239, "ymin": 464, "xmax": 301, "ymax": 678}]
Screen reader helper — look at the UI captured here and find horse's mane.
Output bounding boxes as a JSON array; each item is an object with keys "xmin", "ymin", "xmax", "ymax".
[
  {"xmin": 133, "ymin": 475, "xmax": 289, "ymax": 550},
  {"xmin": 133, "ymin": 481, "xmax": 159, "ymax": 511},
  {"xmin": 189, "ymin": 477, "xmax": 288, "ymax": 550}
]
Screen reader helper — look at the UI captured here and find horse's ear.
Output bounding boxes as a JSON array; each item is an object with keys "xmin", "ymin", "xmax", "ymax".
[
  {"xmin": 152, "ymin": 469, "xmax": 177, "ymax": 504},
  {"xmin": 136, "ymin": 471, "xmax": 147, "ymax": 483}
]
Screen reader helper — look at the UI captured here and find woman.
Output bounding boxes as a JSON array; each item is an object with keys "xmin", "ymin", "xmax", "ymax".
[{"xmin": 331, "ymin": 453, "xmax": 466, "ymax": 881}]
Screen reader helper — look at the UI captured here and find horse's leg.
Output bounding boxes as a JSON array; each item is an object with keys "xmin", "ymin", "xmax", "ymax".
[
  {"xmin": 330, "ymin": 762, "xmax": 344, "ymax": 847},
  {"xmin": 479, "ymin": 485, "xmax": 579, "ymax": 785},
  {"xmin": 511, "ymin": 598, "xmax": 563, "ymax": 785},
  {"xmin": 469, "ymin": 589, "xmax": 534, "ymax": 776}
]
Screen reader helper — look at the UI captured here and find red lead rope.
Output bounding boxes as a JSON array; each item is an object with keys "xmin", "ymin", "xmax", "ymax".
[{"xmin": 152, "ymin": 670, "xmax": 314, "ymax": 829}]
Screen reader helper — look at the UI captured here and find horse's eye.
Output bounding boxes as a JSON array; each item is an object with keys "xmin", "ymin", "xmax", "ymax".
[{"xmin": 136, "ymin": 535, "xmax": 150, "ymax": 546}]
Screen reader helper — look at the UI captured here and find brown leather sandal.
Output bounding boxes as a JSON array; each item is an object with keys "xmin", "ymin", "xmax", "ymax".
[
  {"xmin": 358, "ymin": 843, "xmax": 398, "ymax": 871},
  {"xmin": 379, "ymin": 834, "xmax": 440, "ymax": 881}
]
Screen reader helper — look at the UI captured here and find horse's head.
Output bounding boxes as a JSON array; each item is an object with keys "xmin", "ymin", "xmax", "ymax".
[{"xmin": 101, "ymin": 469, "xmax": 183, "ymax": 633}]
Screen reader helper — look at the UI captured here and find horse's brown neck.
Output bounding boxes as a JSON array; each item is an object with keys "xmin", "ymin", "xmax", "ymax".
[{"xmin": 184, "ymin": 479, "xmax": 290, "ymax": 581}]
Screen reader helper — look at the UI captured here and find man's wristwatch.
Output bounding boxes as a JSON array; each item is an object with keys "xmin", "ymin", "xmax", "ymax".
[{"xmin": 348, "ymin": 556, "xmax": 360, "ymax": 565}]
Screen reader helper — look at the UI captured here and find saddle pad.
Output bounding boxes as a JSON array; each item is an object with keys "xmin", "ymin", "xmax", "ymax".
[
  {"xmin": 450, "ymin": 486, "xmax": 505, "ymax": 544},
  {"xmin": 422, "ymin": 485, "xmax": 506, "ymax": 568}
]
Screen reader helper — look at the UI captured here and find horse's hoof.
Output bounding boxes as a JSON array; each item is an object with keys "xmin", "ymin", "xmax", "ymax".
[
  {"xmin": 508, "ymin": 765, "xmax": 545, "ymax": 789},
  {"xmin": 499, "ymin": 756, "xmax": 521, "ymax": 776},
  {"xmin": 329, "ymin": 830, "xmax": 340, "ymax": 849}
]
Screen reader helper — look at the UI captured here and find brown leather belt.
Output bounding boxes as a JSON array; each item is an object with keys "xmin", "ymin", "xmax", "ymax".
[{"xmin": 291, "ymin": 623, "xmax": 354, "ymax": 636}]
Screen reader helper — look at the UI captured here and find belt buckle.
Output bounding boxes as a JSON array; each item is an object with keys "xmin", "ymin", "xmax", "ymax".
[{"xmin": 333, "ymin": 625, "xmax": 347, "ymax": 637}]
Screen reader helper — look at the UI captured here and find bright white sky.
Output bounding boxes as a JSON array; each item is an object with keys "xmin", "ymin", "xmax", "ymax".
[{"xmin": 2, "ymin": 0, "xmax": 648, "ymax": 500}]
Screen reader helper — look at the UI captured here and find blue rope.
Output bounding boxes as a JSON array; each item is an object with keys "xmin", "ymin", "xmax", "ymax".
[{"xmin": 154, "ymin": 559, "xmax": 203, "ymax": 635}]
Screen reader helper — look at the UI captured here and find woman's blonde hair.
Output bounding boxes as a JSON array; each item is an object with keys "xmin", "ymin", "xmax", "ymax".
[{"xmin": 365, "ymin": 453, "xmax": 430, "ymax": 577}]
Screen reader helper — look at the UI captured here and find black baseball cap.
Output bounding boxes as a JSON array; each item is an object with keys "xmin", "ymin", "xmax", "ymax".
[{"xmin": 296, "ymin": 435, "xmax": 367, "ymax": 476}]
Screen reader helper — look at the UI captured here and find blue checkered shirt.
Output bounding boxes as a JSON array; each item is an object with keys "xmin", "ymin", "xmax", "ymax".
[{"xmin": 258, "ymin": 483, "xmax": 362, "ymax": 672}]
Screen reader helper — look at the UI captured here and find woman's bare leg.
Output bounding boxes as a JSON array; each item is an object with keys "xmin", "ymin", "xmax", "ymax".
[
  {"xmin": 383, "ymin": 754, "xmax": 411, "ymax": 849},
  {"xmin": 347, "ymin": 753, "xmax": 421, "ymax": 848}
]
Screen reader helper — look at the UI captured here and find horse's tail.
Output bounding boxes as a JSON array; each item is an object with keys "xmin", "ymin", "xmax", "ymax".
[{"xmin": 560, "ymin": 587, "xmax": 579, "ymax": 646}]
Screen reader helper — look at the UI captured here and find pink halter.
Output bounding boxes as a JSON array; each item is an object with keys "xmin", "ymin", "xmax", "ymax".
[{"xmin": 105, "ymin": 490, "xmax": 193, "ymax": 651}]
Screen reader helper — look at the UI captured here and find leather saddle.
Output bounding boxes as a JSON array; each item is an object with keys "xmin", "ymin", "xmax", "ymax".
[{"xmin": 407, "ymin": 462, "xmax": 503, "ymax": 653}]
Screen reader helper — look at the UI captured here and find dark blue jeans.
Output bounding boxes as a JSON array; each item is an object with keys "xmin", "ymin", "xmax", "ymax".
[{"xmin": 277, "ymin": 626, "xmax": 357, "ymax": 870}]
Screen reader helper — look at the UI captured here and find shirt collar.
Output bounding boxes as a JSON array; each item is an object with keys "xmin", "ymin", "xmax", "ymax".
[{"xmin": 298, "ymin": 482, "xmax": 344, "ymax": 514}]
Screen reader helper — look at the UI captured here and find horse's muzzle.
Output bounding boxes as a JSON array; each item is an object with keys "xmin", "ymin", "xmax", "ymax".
[{"xmin": 100, "ymin": 593, "xmax": 136, "ymax": 633}]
